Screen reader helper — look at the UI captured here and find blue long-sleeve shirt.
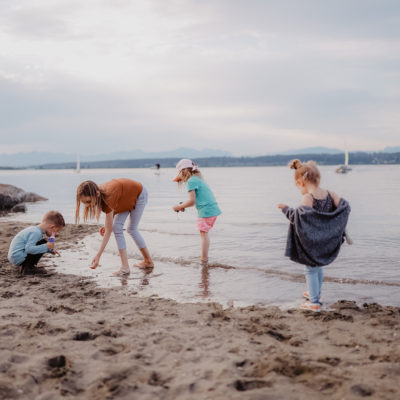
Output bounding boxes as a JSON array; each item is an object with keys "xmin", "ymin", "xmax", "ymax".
[{"xmin": 8, "ymin": 226, "xmax": 48, "ymax": 265}]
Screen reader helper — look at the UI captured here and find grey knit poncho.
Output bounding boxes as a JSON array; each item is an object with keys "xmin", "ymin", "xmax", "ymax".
[{"xmin": 282, "ymin": 199, "xmax": 351, "ymax": 267}]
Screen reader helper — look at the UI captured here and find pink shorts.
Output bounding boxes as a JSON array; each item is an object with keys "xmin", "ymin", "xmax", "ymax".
[{"xmin": 197, "ymin": 216, "xmax": 218, "ymax": 232}]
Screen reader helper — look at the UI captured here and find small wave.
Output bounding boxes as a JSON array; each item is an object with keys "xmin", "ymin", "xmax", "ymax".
[
  {"xmin": 260, "ymin": 269, "xmax": 400, "ymax": 287},
  {"xmin": 206, "ymin": 263, "xmax": 236, "ymax": 270},
  {"xmin": 246, "ymin": 222, "xmax": 288, "ymax": 227},
  {"xmin": 205, "ymin": 263, "xmax": 400, "ymax": 287},
  {"xmin": 151, "ymin": 256, "xmax": 400, "ymax": 287},
  {"xmin": 220, "ymin": 222, "xmax": 286, "ymax": 227},
  {"xmin": 323, "ymin": 276, "xmax": 400, "ymax": 287},
  {"xmin": 141, "ymin": 228, "xmax": 198, "ymax": 236},
  {"xmin": 152, "ymin": 255, "xmax": 196, "ymax": 266},
  {"xmin": 150, "ymin": 257, "xmax": 238, "ymax": 269}
]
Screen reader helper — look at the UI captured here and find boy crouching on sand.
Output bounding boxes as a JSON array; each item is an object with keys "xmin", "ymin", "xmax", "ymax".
[{"xmin": 8, "ymin": 211, "xmax": 65, "ymax": 275}]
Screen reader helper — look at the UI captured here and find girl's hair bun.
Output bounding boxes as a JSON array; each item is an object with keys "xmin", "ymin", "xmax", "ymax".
[
  {"xmin": 289, "ymin": 159, "xmax": 302, "ymax": 170},
  {"xmin": 289, "ymin": 159, "xmax": 321, "ymax": 185}
]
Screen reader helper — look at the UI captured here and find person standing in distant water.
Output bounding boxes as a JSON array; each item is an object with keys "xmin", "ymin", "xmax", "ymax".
[
  {"xmin": 76, "ymin": 179, "xmax": 154, "ymax": 276},
  {"xmin": 278, "ymin": 159, "xmax": 351, "ymax": 311},
  {"xmin": 173, "ymin": 159, "xmax": 221, "ymax": 263}
]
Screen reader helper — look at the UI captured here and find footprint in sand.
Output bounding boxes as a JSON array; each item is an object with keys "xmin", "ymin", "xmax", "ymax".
[
  {"xmin": 91, "ymin": 344, "xmax": 126, "ymax": 360},
  {"xmin": 47, "ymin": 355, "xmax": 70, "ymax": 378},
  {"xmin": 9, "ymin": 354, "xmax": 27, "ymax": 364},
  {"xmin": 351, "ymin": 384, "xmax": 374, "ymax": 397},
  {"xmin": 233, "ymin": 379, "xmax": 271, "ymax": 391},
  {"xmin": 73, "ymin": 332, "xmax": 97, "ymax": 341}
]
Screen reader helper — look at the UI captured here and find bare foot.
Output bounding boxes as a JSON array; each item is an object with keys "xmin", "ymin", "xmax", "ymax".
[
  {"xmin": 201, "ymin": 258, "xmax": 208, "ymax": 265},
  {"xmin": 133, "ymin": 260, "xmax": 154, "ymax": 269},
  {"xmin": 112, "ymin": 268, "xmax": 130, "ymax": 276}
]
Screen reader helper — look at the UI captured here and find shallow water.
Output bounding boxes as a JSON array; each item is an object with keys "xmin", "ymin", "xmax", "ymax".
[{"xmin": 1, "ymin": 165, "xmax": 400, "ymax": 306}]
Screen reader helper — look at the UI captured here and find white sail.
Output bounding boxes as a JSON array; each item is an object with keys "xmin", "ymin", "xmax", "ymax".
[
  {"xmin": 335, "ymin": 149, "xmax": 352, "ymax": 173},
  {"xmin": 345, "ymin": 150, "xmax": 349, "ymax": 166},
  {"xmin": 75, "ymin": 154, "xmax": 80, "ymax": 173}
]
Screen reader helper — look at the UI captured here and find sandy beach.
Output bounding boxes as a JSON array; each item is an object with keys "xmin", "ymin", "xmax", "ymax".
[{"xmin": 0, "ymin": 221, "xmax": 399, "ymax": 400}]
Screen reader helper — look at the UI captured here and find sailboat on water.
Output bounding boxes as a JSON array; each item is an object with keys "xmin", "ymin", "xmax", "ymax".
[
  {"xmin": 75, "ymin": 154, "xmax": 81, "ymax": 173},
  {"xmin": 335, "ymin": 150, "xmax": 352, "ymax": 173}
]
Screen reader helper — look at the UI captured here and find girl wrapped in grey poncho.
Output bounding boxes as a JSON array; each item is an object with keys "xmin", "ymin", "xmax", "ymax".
[{"xmin": 281, "ymin": 199, "xmax": 351, "ymax": 267}]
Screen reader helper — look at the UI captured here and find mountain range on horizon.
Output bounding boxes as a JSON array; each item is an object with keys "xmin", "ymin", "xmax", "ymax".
[{"xmin": 0, "ymin": 146, "xmax": 399, "ymax": 168}]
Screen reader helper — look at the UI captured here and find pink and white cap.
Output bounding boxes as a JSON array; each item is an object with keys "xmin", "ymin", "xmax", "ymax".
[{"xmin": 173, "ymin": 159, "xmax": 198, "ymax": 181}]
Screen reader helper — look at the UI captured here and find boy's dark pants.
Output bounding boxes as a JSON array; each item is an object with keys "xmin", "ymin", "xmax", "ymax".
[{"xmin": 20, "ymin": 239, "xmax": 47, "ymax": 274}]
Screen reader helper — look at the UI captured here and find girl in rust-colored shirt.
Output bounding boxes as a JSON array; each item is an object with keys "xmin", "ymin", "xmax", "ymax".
[{"xmin": 76, "ymin": 179, "xmax": 153, "ymax": 275}]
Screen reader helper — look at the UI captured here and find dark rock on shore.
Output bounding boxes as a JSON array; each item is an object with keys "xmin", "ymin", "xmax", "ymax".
[
  {"xmin": 11, "ymin": 203, "xmax": 27, "ymax": 213},
  {"xmin": 0, "ymin": 183, "xmax": 47, "ymax": 213}
]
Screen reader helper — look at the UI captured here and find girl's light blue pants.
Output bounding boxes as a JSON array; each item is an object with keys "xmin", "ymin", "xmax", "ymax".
[
  {"xmin": 304, "ymin": 265, "xmax": 324, "ymax": 304},
  {"xmin": 113, "ymin": 187, "xmax": 148, "ymax": 250}
]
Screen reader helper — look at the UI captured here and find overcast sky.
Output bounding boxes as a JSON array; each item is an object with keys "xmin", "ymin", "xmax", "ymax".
[{"xmin": 0, "ymin": 0, "xmax": 399, "ymax": 156}]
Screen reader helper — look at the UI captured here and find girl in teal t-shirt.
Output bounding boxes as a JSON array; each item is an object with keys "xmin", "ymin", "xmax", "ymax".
[{"xmin": 173, "ymin": 159, "xmax": 221, "ymax": 263}]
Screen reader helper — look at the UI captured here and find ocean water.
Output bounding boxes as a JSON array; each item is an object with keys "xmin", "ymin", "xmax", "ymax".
[{"xmin": 1, "ymin": 165, "xmax": 399, "ymax": 307}]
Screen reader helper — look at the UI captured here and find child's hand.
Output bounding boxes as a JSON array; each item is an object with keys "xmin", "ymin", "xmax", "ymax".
[
  {"xmin": 99, "ymin": 226, "xmax": 105, "ymax": 236},
  {"xmin": 173, "ymin": 201, "xmax": 186, "ymax": 212},
  {"xmin": 90, "ymin": 255, "xmax": 100, "ymax": 269},
  {"xmin": 278, "ymin": 203, "xmax": 288, "ymax": 210},
  {"xmin": 47, "ymin": 241, "xmax": 55, "ymax": 251},
  {"xmin": 173, "ymin": 204, "xmax": 183, "ymax": 212}
]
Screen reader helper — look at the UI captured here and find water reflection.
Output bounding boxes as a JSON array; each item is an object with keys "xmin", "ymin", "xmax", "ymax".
[
  {"xmin": 113, "ymin": 265, "xmax": 155, "ymax": 287},
  {"xmin": 139, "ymin": 266, "xmax": 154, "ymax": 287},
  {"xmin": 118, "ymin": 276, "xmax": 128, "ymax": 286},
  {"xmin": 199, "ymin": 263, "xmax": 210, "ymax": 298},
  {"xmin": 198, "ymin": 262, "xmax": 236, "ymax": 298}
]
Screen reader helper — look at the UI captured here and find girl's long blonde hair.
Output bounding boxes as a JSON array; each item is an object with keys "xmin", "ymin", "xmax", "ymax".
[
  {"xmin": 177, "ymin": 167, "xmax": 203, "ymax": 187},
  {"xmin": 75, "ymin": 180, "xmax": 106, "ymax": 223},
  {"xmin": 289, "ymin": 159, "xmax": 321, "ymax": 185}
]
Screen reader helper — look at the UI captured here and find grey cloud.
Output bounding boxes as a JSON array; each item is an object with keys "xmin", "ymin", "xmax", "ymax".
[
  {"xmin": 0, "ymin": 76, "xmax": 193, "ymax": 152},
  {"xmin": 0, "ymin": 0, "xmax": 399, "ymax": 154},
  {"xmin": 187, "ymin": 0, "xmax": 400, "ymax": 41},
  {"xmin": 0, "ymin": 2, "xmax": 78, "ymax": 40}
]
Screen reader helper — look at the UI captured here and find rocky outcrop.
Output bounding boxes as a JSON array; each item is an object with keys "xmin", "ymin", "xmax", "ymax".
[
  {"xmin": 11, "ymin": 203, "xmax": 27, "ymax": 213},
  {"xmin": 0, "ymin": 184, "xmax": 47, "ymax": 214}
]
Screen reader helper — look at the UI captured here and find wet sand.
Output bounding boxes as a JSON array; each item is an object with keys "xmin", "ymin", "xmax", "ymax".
[{"xmin": 0, "ymin": 221, "xmax": 399, "ymax": 399}]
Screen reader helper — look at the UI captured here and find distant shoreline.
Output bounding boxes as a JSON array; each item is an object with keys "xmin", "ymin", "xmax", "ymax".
[{"xmin": 0, "ymin": 151, "xmax": 400, "ymax": 170}]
